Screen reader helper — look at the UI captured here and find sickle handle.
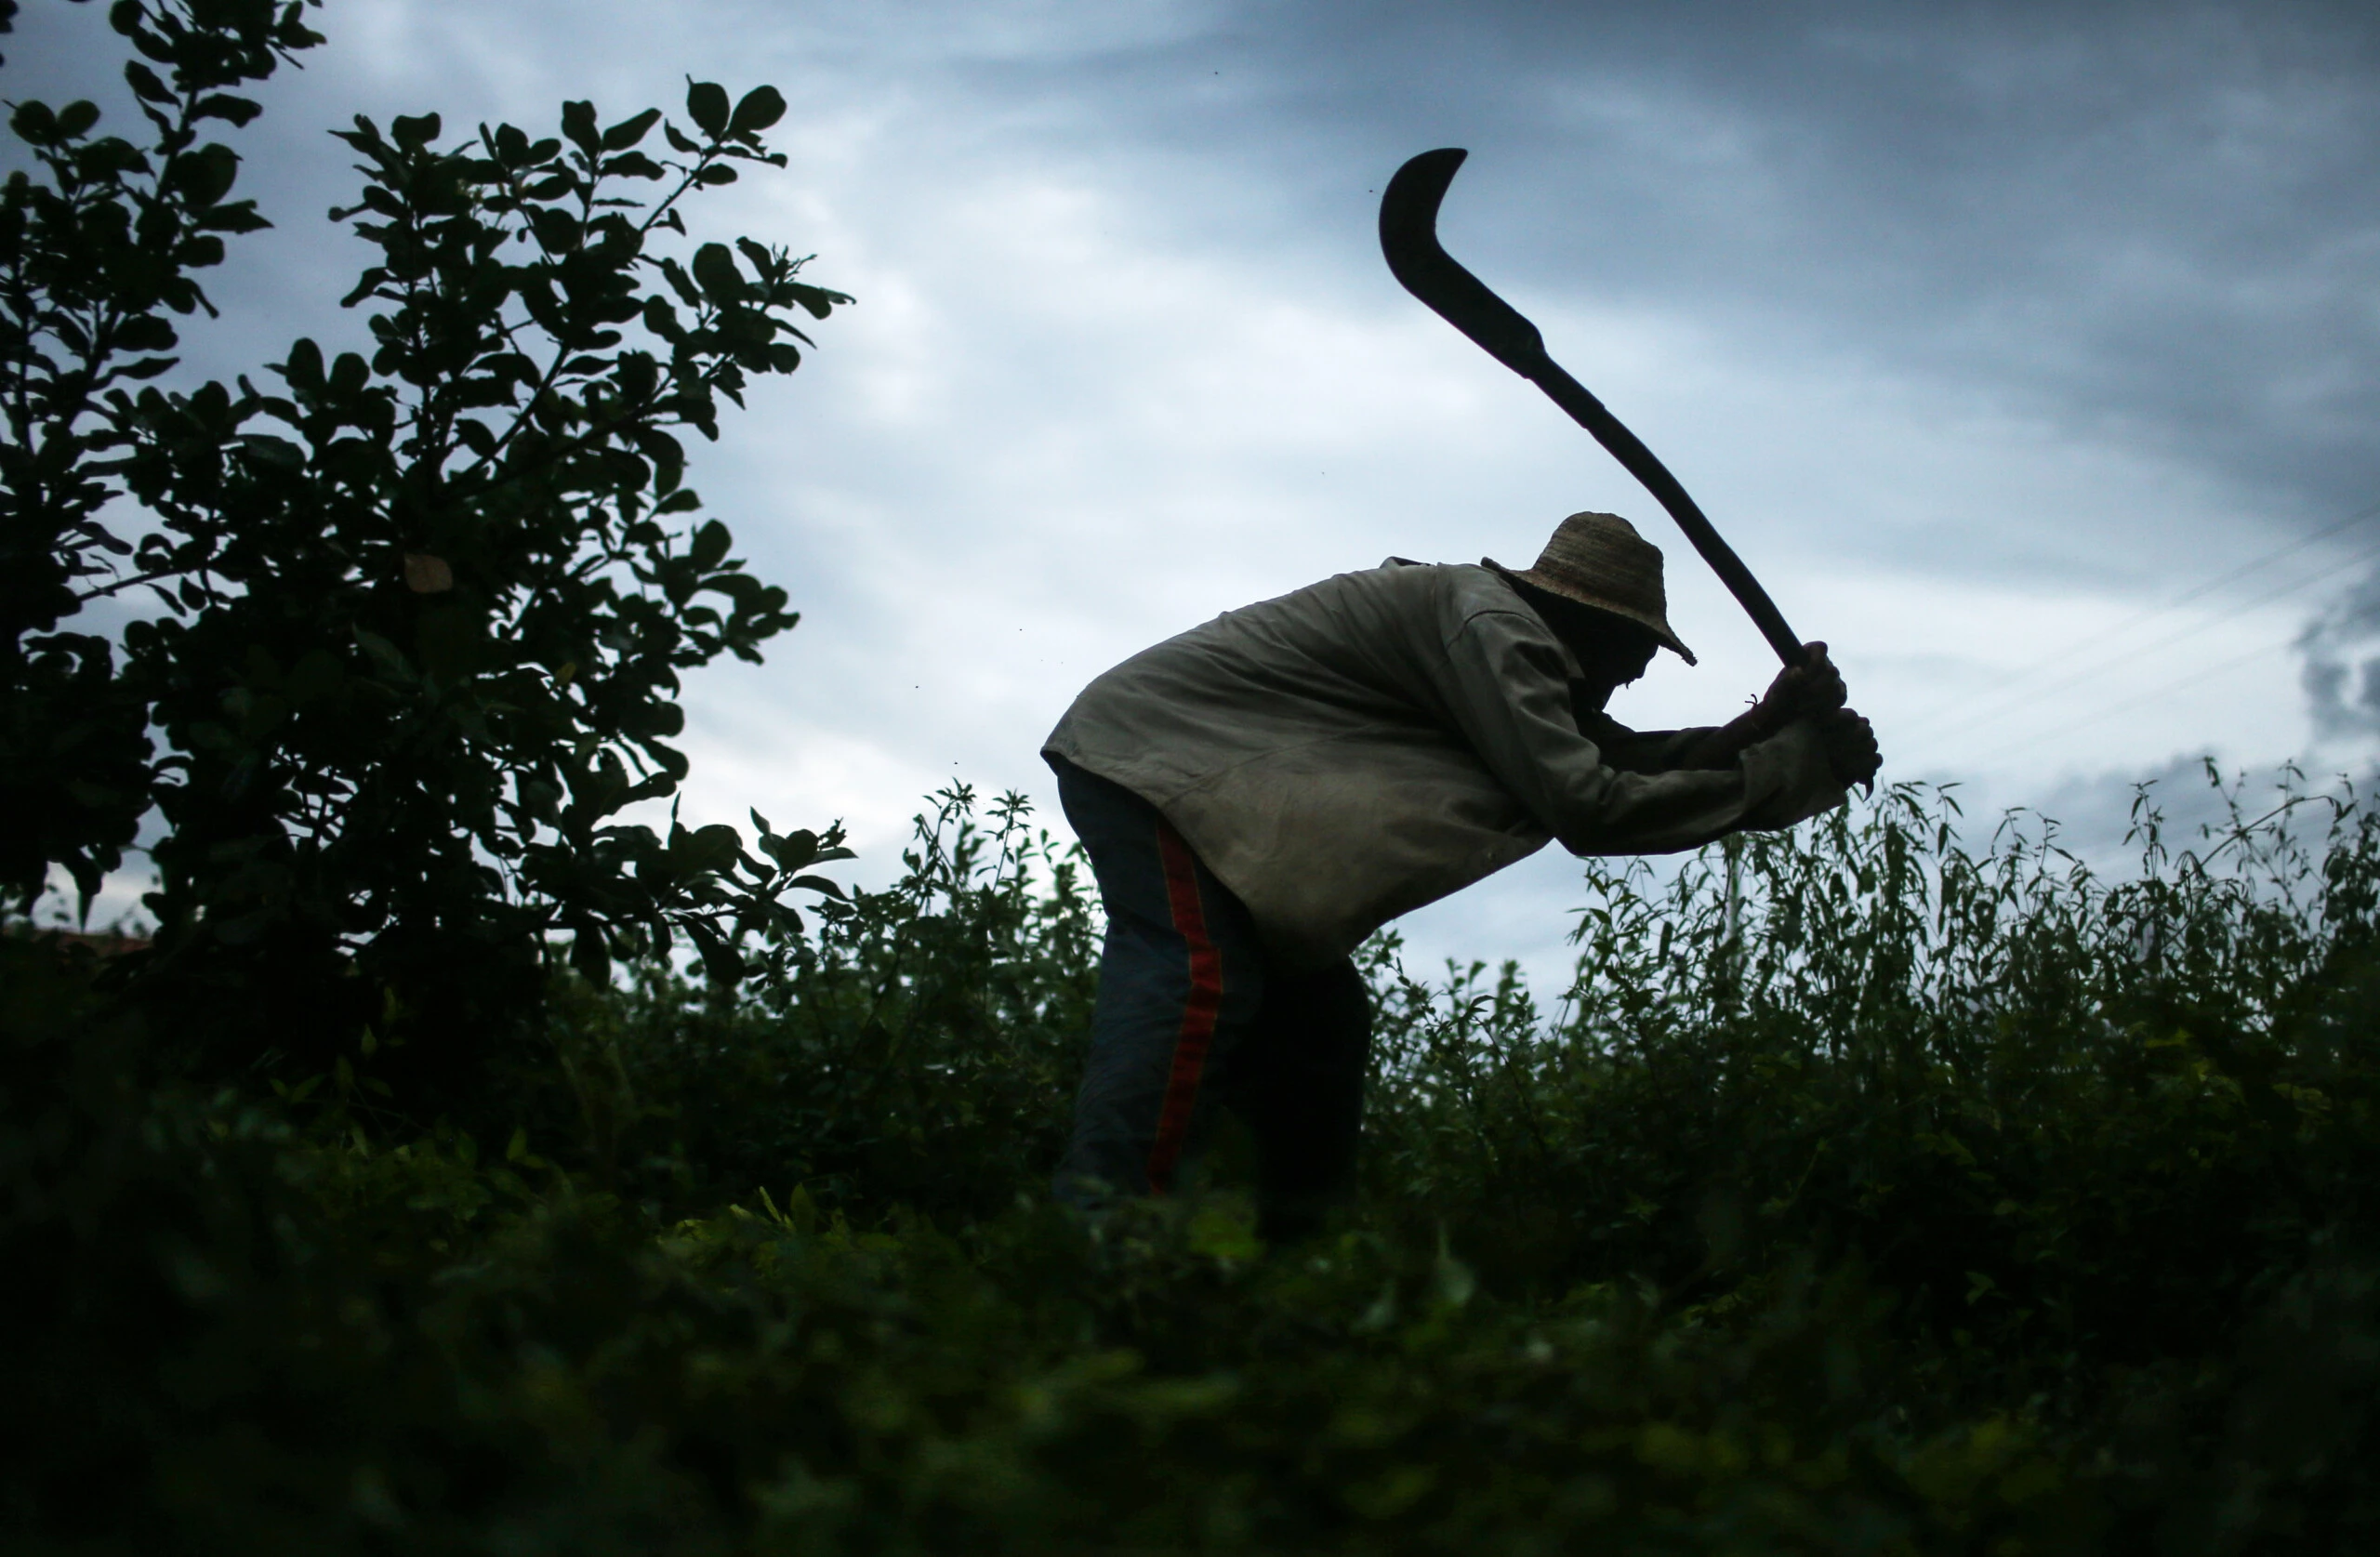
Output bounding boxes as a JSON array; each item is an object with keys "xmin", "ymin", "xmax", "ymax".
[{"xmin": 1524, "ymin": 358, "xmax": 1807, "ymax": 668}]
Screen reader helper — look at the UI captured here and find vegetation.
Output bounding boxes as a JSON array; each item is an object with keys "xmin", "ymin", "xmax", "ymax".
[
  {"xmin": 6, "ymin": 5, "xmax": 2377, "ymax": 1553},
  {"xmin": 12, "ymin": 776, "xmax": 2380, "ymax": 1553},
  {"xmin": 1, "ymin": 0, "xmax": 851, "ymax": 1115}
]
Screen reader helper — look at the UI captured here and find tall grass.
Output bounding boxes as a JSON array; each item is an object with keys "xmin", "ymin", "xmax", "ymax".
[{"xmin": 1370, "ymin": 772, "xmax": 2380, "ymax": 1346}]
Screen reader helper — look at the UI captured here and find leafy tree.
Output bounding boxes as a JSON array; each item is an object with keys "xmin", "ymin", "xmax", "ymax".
[
  {"xmin": 0, "ymin": 0, "xmax": 852, "ymax": 1104},
  {"xmin": 0, "ymin": 0, "xmax": 324, "ymax": 929}
]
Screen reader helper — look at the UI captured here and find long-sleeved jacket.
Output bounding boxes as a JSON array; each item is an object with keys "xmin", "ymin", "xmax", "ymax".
[{"xmin": 1043, "ymin": 560, "xmax": 1845, "ymax": 969}]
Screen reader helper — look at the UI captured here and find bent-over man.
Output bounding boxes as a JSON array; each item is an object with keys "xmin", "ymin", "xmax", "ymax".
[{"xmin": 1041, "ymin": 510, "xmax": 1880, "ymax": 1237}]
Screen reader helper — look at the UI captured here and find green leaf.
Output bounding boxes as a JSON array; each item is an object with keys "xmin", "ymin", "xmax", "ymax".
[
  {"xmin": 529, "ymin": 206, "xmax": 581, "ymax": 253},
  {"xmin": 560, "ymin": 99, "xmax": 600, "ymax": 157},
  {"xmin": 176, "ymin": 233, "xmax": 227, "ymax": 269},
  {"xmin": 390, "ymin": 112, "xmax": 442, "ymax": 152},
  {"xmin": 761, "ymin": 828, "xmax": 821, "ymax": 869},
  {"xmin": 658, "ymin": 256, "xmax": 703, "ymax": 308},
  {"xmin": 690, "ymin": 243, "xmax": 746, "ymax": 303},
  {"xmin": 729, "ymin": 86, "xmax": 786, "ymax": 135},
  {"xmin": 8, "ymin": 101, "xmax": 55, "ymax": 143},
  {"xmin": 337, "ymin": 113, "xmax": 390, "ymax": 155},
  {"xmin": 124, "ymin": 61, "xmax": 175, "ymax": 104},
  {"xmin": 641, "ymin": 295, "xmax": 687, "ymax": 342},
  {"xmin": 192, "ymin": 94, "xmax": 262, "ymax": 127},
  {"xmin": 684, "ymin": 917, "xmax": 744, "ymax": 983},
  {"xmin": 601, "ymin": 107, "xmax": 661, "ymax": 151},
  {"xmin": 119, "ymin": 315, "xmax": 180, "ymax": 352},
  {"xmin": 690, "ymin": 520, "xmax": 732, "ymax": 570},
  {"xmin": 602, "ymin": 151, "xmax": 665, "ymax": 180},
  {"xmin": 197, "ymin": 201, "xmax": 272, "ymax": 234},
  {"xmin": 169, "ymin": 142, "xmax": 240, "ymax": 206},
  {"xmin": 1188, "ymin": 1202, "xmax": 1263, "ymax": 1263},
  {"xmin": 571, "ymin": 926, "xmax": 612, "ymax": 983},
  {"xmin": 787, "ymin": 282, "xmax": 852, "ymax": 320},
  {"xmin": 615, "ymin": 350, "xmax": 659, "ymax": 402},
  {"xmin": 685, "ymin": 79, "xmax": 730, "ymax": 138}
]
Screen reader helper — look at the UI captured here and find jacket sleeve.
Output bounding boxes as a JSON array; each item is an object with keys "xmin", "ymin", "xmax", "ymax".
[
  {"xmin": 1574, "ymin": 709, "xmax": 1723, "ymax": 773},
  {"xmin": 1438, "ymin": 604, "xmax": 1844, "ymax": 856}
]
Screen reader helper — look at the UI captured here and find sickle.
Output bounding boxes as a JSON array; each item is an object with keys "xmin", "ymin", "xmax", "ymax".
[{"xmin": 1380, "ymin": 148, "xmax": 1807, "ymax": 669}]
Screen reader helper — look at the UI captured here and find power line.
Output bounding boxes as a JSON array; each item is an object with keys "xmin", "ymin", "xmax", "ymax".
[
  {"xmin": 1903, "ymin": 527, "xmax": 2380, "ymax": 763},
  {"xmin": 2003, "ymin": 631, "xmax": 2298, "ymax": 758},
  {"xmin": 1891, "ymin": 501, "xmax": 2380, "ymax": 750}
]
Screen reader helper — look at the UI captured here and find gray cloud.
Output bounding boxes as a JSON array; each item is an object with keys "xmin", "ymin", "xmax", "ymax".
[
  {"xmin": 13, "ymin": 0, "xmax": 2378, "ymax": 974},
  {"xmin": 2301, "ymin": 566, "xmax": 2380, "ymax": 736},
  {"xmin": 20, "ymin": 0, "xmax": 2373, "ymax": 567},
  {"xmin": 968, "ymin": 0, "xmax": 2380, "ymax": 551}
]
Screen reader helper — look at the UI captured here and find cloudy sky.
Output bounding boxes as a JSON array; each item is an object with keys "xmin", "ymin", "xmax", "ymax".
[{"xmin": 16, "ymin": 0, "xmax": 2380, "ymax": 979}]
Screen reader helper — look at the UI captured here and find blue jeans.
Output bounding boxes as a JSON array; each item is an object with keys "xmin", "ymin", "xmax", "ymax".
[{"xmin": 1049, "ymin": 755, "xmax": 1371, "ymax": 1238}]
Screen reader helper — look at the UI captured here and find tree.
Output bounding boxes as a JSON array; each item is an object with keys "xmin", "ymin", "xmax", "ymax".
[{"xmin": 1, "ymin": 0, "xmax": 852, "ymax": 1105}]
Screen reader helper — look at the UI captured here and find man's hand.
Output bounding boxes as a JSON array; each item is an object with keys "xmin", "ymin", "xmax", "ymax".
[
  {"xmin": 1675, "ymin": 643, "xmax": 1871, "ymax": 773},
  {"xmin": 1754, "ymin": 641, "xmax": 1847, "ymax": 731},
  {"xmin": 1816, "ymin": 707, "xmax": 1881, "ymax": 789}
]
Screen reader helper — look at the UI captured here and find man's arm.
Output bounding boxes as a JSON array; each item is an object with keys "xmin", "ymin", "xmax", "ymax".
[
  {"xmin": 1585, "ymin": 644, "xmax": 1882, "ymax": 786},
  {"xmin": 1573, "ymin": 646, "xmax": 1847, "ymax": 772},
  {"xmin": 1436, "ymin": 604, "xmax": 1849, "ymax": 856},
  {"xmin": 1571, "ymin": 707, "xmax": 1722, "ymax": 773}
]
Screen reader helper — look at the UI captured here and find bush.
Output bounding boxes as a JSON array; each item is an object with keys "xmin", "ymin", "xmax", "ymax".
[
  {"xmin": 550, "ymin": 785, "xmax": 1099, "ymax": 1221},
  {"xmin": 1371, "ymin": 776, "xmax": 2380, "ymax": 1345}
]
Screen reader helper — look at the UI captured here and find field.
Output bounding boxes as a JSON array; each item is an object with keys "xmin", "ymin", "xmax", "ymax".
[{"xmin": 11, "ymin": 774, "xmax": 2379, "ymax": 1554}]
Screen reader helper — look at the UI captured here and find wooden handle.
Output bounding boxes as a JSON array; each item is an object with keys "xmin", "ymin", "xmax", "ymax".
[{"xmin": 1524, "ymin": 357, "xmax": 1807, "ymax": 668}]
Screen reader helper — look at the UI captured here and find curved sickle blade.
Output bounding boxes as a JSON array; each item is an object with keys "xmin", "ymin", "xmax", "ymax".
[
  {"xmin": 1379, "ymin": 147, "xmax": 1808, "ymax": 670},
  {"xmin": 1379, "ymin": 149, "xmax": 1549, "ymax": 377}
]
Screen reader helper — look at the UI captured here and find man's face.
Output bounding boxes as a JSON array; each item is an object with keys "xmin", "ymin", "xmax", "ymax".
[
  {"xmin": 1571, "ymin": 631, "xmax": 1659, "ymax": 713},
  {"xmin": 1518, "ymin": 583, "xmax": 1660, "ymax": 712}
]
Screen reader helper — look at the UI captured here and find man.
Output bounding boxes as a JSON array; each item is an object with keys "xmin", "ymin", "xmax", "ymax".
[{"xmin": 1042, "ymin": 510, "xmax": 1880, "ymax": 1236}]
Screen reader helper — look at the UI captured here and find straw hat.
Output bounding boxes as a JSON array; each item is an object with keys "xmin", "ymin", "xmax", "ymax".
[{"xmin": 1484, "ymin": 510, "xmax": 1696, "ymax": 665}]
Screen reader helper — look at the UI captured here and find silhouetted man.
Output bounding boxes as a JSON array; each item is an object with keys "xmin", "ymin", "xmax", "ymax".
[{"xmin": 1043, "ymin": 510, "xmax": 1879, "ymax": 1236}]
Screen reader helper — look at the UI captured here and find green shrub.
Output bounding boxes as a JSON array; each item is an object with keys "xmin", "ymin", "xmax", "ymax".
[
  {"xmin": 0, "ymin": 935, "xmax": 2088, "ymax": 1555},
  {"xmin": 1368, "ymin": 775, "xmax": 2380, "ymax": 1375},
  {"xmin": 562, "ymin": 785, "xmax": 1099, "ymax": 1221}
]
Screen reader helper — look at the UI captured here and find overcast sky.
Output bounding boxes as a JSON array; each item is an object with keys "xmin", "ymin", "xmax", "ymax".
[{"xmin": 16, "ymin": 0, "xmax": 2380, "ymax": 980}]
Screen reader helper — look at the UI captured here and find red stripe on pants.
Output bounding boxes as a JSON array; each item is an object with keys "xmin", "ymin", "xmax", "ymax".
[{"xmin": 1146, "ymin": 817, "xmax": 1223, "ymax": 1194}]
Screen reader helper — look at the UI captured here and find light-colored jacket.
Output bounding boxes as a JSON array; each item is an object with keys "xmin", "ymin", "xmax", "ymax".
[{"xmin": 1043, "ymin": 560, "xmax": 1845, "ymax": 968}]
